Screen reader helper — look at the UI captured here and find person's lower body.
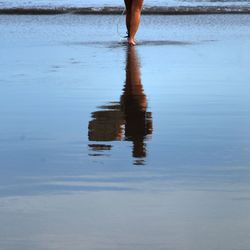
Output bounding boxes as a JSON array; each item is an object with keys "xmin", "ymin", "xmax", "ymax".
[{"xmin": 124, "ymin": 0, "xmax": 144, "ymax": 45}]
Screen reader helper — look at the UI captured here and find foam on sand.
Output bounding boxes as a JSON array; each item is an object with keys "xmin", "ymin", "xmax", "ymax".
[{"xmin": 1, "ymin": 6, "xmax": 250, "ymax": 15}]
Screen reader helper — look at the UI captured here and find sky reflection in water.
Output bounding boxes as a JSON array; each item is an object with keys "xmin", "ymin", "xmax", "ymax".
[{"xmin": 0, "ymin": 14, "xmax": 250, "ymax": 250}]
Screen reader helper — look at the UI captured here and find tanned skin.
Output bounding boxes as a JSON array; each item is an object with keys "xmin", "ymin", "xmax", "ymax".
[{"xmin": 124, "ymin": 0, "xmax": 144, "ymax": 46}]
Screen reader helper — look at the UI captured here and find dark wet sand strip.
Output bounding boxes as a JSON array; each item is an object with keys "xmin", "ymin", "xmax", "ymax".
[{"xmin": 1, "ymin": 6, "xmax": 250, "ymax": 15}]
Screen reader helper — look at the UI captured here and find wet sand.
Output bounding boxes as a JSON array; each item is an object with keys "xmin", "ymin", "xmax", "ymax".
[{"xmin": 0, "ymin": 14, "xmax": 250, "ymax": 250}]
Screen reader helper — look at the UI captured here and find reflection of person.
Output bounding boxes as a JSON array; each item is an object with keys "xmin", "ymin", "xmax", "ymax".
[
  {"xmin": 88, "ymin": 46, "xmax": 152, "ymax": 164},
  {"xmin": 124, "ymin": 0, "xmax": 144, "ymax": 46},
  {"xmin": 121, "ymin": 46, "xmax": 152, "ymax": 158}
]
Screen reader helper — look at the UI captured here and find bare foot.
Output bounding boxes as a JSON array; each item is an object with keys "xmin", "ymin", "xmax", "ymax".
[{"xmin": 128, "ymin": 37, "xmax": 136, "ymax": 46}]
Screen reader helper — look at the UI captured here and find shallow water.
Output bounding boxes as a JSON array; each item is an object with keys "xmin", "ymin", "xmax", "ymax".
[
  {"xmin": 1, "ymin": 0, "xmax": 250, "ymax": 8},
  {"xmin": 0, "ymin": 14, "xmax": 250, "ymax": 250}
]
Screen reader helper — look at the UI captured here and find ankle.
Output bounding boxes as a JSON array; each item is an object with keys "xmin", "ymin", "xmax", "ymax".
[{"xmin": 128, "ymin": 37, "xmax": 136, "ymax": 46}]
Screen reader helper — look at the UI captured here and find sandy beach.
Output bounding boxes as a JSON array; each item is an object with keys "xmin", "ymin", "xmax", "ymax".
[{"xmin": 0, "ymin": 14, "xmax": 250, "ymax": 250}]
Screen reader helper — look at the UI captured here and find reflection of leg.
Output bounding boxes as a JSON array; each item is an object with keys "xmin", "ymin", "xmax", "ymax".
[
  {"xmin": 124, "ymin": 0, "xmax": 132, "ymax": 37},
  {"xmin": 128, "ymin": 0, "xmax": 144, "ymax": 45}
]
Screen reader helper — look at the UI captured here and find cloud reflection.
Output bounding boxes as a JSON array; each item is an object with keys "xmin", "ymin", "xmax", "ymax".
[{"xmin": 88, "ymin": 46, "xmax": 153, "ymax": 165}]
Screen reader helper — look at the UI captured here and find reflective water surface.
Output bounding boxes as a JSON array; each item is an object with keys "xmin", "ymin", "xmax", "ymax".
[
  {"xmin": 1, "ymin": 0, "xmax": 250, "ymax": 7},
  {"xmin": 0, "ymin": 14, "xmax": 250, "ymax": 250}
]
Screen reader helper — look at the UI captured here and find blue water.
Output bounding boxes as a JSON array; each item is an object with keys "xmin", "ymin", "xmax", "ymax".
[
  {"xmin": 0, "ymin": 13, "xmax": 250, "ymax": 250},
  {"xmin": 0, "ymin": 0, "xmax": 250, "ymax": 8}
]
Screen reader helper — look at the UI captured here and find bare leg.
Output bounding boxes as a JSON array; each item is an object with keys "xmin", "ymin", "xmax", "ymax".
[
  {"xmin": 128, "ymin": 0, "xmax": 144, "ymax": 45},
  {"xmin": 124, "ymin": 0, "xmax": 132, "ymax": 37}
]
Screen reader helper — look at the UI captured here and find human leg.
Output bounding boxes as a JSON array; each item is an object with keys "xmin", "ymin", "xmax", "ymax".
[
  {"xmin": 128, "ymin": 0, "xmax": 144, "ymax": 45},
  {"xmin": 124, "ymin": 0, "xmax": 132, "ymax": 37}
]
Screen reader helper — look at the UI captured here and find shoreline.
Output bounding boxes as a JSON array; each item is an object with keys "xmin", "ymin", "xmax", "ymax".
[{"xmin": 1, "ymin": 6, "xmax": 250, "ymax": 15}]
